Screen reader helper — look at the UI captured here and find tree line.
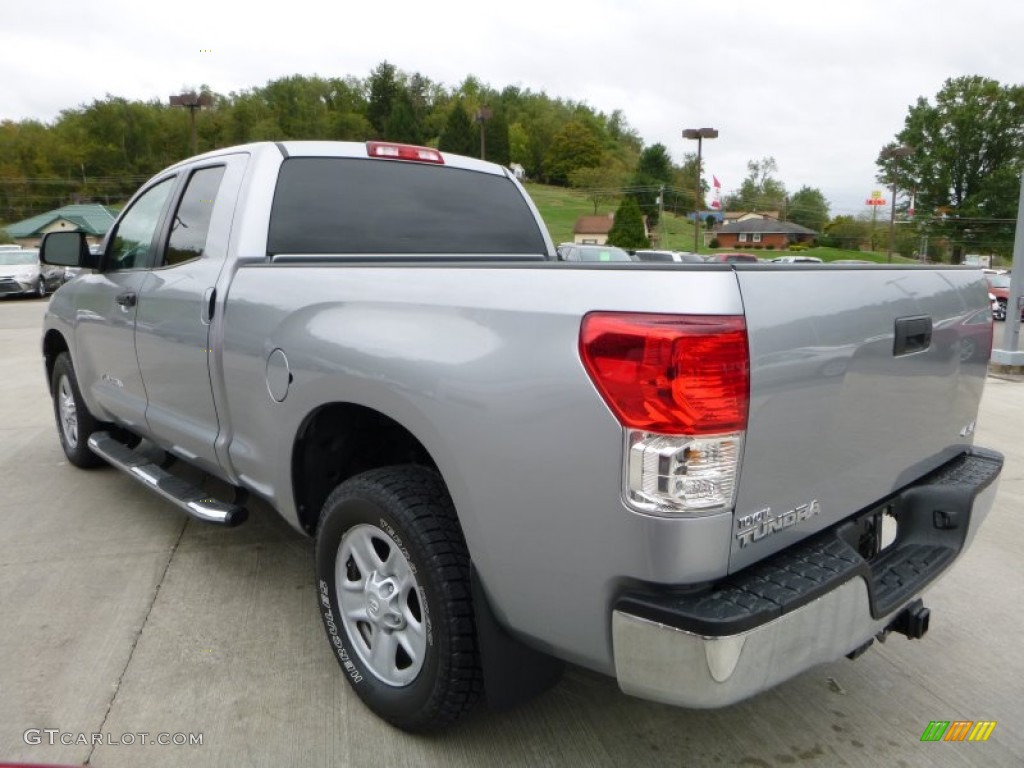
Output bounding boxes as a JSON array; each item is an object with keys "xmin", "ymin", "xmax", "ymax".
[
  {"xmin": 3, "ymin": 65, "xmax": 1017, "ymax": 260},
  {"xmin": 0, "ymin": 62, "xmax": 657, "ymax": 223},
  {"xmin": 0, "ymin": 61, "xmax": 833, "ymax": 235}
]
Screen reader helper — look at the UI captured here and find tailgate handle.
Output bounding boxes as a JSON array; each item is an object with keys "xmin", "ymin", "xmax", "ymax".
[{"xmin": 894, "ymin": 315, "xmax": 932, "ymax": 356}]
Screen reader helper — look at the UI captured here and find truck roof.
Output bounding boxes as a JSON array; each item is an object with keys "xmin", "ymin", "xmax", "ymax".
[{"xmin": 163, "ymin": 141, "xmax": 509, "ymax": 178}]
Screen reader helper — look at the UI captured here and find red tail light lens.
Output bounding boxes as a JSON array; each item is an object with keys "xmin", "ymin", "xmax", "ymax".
[
  {"xmin": 579, "ymin": 313, "xmax": 750, "ymax": 435},
  {"xmin": 365, "ymin": 141, "xmax": 444, "ymax": 164}
]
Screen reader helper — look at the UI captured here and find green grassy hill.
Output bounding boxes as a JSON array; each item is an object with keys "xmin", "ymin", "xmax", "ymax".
[
  {"xmin": 522, "ymin": 182, "xmax": 699, "ymax": 250},
  {"xmin": 522, "ymin": 182, "xmax": 912, "ymax": 263}
]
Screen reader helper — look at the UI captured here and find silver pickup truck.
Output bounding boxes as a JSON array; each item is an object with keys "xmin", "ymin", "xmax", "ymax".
[{"xmin": 39, "ymin": 141, "xmax": 1003, "ymax": 731}]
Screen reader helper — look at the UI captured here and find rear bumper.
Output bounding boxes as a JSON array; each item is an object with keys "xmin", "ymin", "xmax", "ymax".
[{"xmin": 611, "ymin": 447, "xmax": 1002, "ymax": 708}]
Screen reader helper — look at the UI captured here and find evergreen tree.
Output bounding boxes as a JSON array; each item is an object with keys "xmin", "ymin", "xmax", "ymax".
[
  {"xmin": 607, "ymin": 195, "xmax": 650, "ymax": 249},
  {"xmin": 484, "ymin": 108, "xmax": 510, "ymax": 166},
  {"xmin": 384, "ymin": 91, "xmax": 423, "ymax": 145},
  {"xmin": 367, "ymin": 61, "xmax": 400, "ymax": 137},
  {"xmin": 438, "ymin": 102, "xmax": 476, "ymax": 156},
  {"xmin": 627, "ymin": 143, "xmax": 674, "ymax": 227}
]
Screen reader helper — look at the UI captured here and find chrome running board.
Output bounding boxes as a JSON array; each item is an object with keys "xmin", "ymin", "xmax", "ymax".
[{"xmin": 87, "ymin": 432, "xmax": 248, "ymax": 527}]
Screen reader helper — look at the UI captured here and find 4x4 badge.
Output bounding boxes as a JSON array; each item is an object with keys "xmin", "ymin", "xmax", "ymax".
[{"xmin": 736, "ymin": 500, "xmax": 821, "ymax": 548}]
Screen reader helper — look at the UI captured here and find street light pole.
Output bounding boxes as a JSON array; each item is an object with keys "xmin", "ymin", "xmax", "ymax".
[
  {"xmin": 683, "ymin": 128, "xmax": 718, "ymax": 254},
  {"xmin": 169, "ymin": 91, "xmax": 213, "ymax": 156},
  {"xmin": 881, "ymin": 145, "xmax": 913, "ymax": 262}
]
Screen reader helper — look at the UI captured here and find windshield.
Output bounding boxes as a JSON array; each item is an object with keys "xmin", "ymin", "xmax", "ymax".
[
  {"xmin": 634, "ymin": 250, "xmax": 674, "ymax": 263},
  {"xmin": 577, "ymin": 246, "xmax": 632, "ymax": 262},
  {"xmin": 0, "ymin": 251, "xmax": 38, "ymax": 266},
  {"xmin": 989, "ymin": 275, "xmax": 1011, "ymax": 289}
]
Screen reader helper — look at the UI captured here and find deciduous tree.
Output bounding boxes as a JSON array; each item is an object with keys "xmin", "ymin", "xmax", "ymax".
[
  {"xmin": 881, "ymin": 75, "xmax": 1024, "ymax": 261},
  {"xmin": 569, "ymin": 162, "xmax": 628, "ymax": 213},
  {"xmin": 787, "ymin": 186, "xmax": 830, "ymax": 232},
  {"xmin": 544, "ymin": 122, "xmax": 603, "ymax": 185},
  {"xmin": 724, "ymin": 157, "xmax": 788, "ymax": 213}
]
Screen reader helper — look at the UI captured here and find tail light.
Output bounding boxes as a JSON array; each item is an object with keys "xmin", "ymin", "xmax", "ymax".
[{"xmin": 580, "ymin": 313, "xmax": 749, "ymax": 516}]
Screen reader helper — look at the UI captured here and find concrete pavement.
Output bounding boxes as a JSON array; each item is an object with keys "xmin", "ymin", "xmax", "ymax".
[{"xmin": 1, "ymin": 297, "xmax": 1021, "ymax": 767}]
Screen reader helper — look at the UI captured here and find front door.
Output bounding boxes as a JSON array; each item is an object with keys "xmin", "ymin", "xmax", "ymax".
[{"xmin": 71, "ymin": 176, "xmax": 177, "ymax": 431}]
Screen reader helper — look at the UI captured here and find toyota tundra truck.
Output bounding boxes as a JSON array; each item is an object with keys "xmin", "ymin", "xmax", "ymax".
[{"xmin": 38, "ymin": 141, "xmax": 1003, "ymax": 731}]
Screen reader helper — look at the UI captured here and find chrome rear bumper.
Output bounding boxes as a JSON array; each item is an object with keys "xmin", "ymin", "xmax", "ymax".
[{"xmin": 612, "ymin": 448, "xmax": 1002, "ymax": 708}]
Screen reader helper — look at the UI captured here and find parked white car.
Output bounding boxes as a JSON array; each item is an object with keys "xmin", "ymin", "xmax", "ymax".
[
  {"xmin": 0, "ymin": 249, "xmax": 63, "ymax": 297},
  {"xmin": 632, "ymin": 249, "xmax": 705, "ymax": 264},
  {"xmin": 770, "ymin": 255, "xmax": 823, "ymax": 264}
]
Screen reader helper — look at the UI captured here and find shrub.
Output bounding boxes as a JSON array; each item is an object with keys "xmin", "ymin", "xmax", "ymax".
[
  {"xmin": 766, "ymin": 244, "xmax": 775, "ymax": 250},
  {"xmin": 709, "ymin": 237, "xmax": 720, "ymax": 248}
]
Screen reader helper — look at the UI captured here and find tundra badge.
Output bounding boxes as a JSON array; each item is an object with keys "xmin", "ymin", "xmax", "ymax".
[{"xmin": 736, "ymin": 500, "xmax": 821, "ymax": 547}]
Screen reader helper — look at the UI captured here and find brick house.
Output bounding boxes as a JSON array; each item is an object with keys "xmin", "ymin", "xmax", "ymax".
[{"xmin": 713, "ymin": 218, "xmax": 817, "ymax": 249}]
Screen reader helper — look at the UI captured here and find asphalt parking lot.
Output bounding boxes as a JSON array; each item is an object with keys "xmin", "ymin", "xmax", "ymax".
[{"xmin": 1, "ymin": 297, "xmax": 1022, "ymax": 768}]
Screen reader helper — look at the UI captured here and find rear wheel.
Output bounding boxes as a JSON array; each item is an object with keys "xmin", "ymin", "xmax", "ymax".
[
  {"xmin": 51, "ymin": 352, "xmax": 105, "ymax": 468},
  {"xmin": 314, "ymin": 466, "xmax": 481, "ymax": 731},
  {"xmin": 994, "ymin": 299, "xmax": 1007, "ymax": 321}
]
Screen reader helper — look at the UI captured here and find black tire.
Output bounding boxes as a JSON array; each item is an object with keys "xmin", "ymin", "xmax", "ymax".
[
  {"xmin": 994, "ymin": 299, "xmax": 1007, "ymax": 321},
  {"xmin": 51, "ymin": 352, "xmax": 106, "ymax": 468},
  {"xmin": 36, "ymin": 277, "xmax": 46, "ymax": 298},
  {"xmin": 314, "ymin": 466, "xmax": 481, "ymax": 731}
]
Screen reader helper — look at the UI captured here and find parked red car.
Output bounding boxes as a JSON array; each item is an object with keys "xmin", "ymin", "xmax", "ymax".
[
  {"xmin": 986, "ymin": 274, "xmax": 1021, "ymax": 321},
  {"xmin": 704, "ymin": 252, "xmax": 760, "ymax": 264}
]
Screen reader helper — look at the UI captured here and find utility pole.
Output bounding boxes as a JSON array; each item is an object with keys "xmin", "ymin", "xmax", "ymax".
[
  {"xmin": 658, "ymin": 184, "xmax": 665, "ymax": 247},
  {"xmin": 991, "ymin": 172, "xmax": 1024, "ymax": 370},
  {"xmin": 881, "ymin": 145, "xmax": 914, "ymax": 262},
  {"xmin": 474, "ymin": 107, "xmax": 492, "ymax": 161}
]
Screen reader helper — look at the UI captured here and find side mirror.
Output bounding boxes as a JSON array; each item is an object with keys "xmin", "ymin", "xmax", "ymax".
[{"xmin": 40, "ymin": 231, "xmax": 97, "ymax": 269}]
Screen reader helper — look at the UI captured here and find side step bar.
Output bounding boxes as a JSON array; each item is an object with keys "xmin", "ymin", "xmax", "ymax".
[{"xmin": 87, "ymin": 432, "xmax": 248, "ymax": 527}]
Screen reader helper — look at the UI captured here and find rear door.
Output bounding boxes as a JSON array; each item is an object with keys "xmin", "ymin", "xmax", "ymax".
[
  {"xmin": 134, "ymin": 154, "xmax": 247, "ymax": 474},
  {"xmin": 729, "ymin": 266, "xmax": 991, "ymax": 571}
]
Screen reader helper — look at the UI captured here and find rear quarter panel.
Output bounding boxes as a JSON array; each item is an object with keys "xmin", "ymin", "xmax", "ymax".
[{"xmin": 220, "ymin": 263, "xmax": 743, "ymax": 672}]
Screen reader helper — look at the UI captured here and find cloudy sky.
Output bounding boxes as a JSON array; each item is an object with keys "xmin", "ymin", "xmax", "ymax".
[{"xmin": 4, "ymin": 0, "xmax": 1022, "ymax": 216}]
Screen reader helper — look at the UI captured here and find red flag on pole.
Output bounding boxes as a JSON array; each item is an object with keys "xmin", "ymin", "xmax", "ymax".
[{"xmin": 710, "ymin": 176, "xmax": 722, "ymax": 210}]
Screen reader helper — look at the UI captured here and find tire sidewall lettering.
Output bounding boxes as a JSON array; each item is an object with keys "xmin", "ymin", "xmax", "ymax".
[{"xmin": 318, "ymin": 577, "xmax": 364, "ymax": 685}]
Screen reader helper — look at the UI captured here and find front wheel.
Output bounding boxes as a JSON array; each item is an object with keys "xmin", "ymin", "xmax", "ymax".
[
  {"xmin": 314, "ymin": 466, "xmax": 481, "ymax": 731},
  {"xmin": 35, "ymin": 278, "xmax": 47, "ymax": 298},
  {"xmin": 51, "ymin": 352, "xmax": 106, "ymax": 468},
  {"xmin": 994, "ymin": 299, "xmax": 1007, "ymax": 321}
]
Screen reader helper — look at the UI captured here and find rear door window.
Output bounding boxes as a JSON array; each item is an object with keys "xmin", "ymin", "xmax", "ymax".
[
  {"xmin": 162, "ymin": 166, "xmax": 226, "ymax": 267},
  {"xmin": 268, "ymin": 158, "xmax": 547, "ymax": 255}
]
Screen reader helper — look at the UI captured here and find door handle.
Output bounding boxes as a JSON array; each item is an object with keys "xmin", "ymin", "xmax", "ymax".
[
  {"xmin": 201, "ymin": 287, "xmax": 216, "ymax": 325},
  {"xmin": 893, "ymin": 315, "xmax": 932, "ymax": 356},
  {"xmin": 115, "ymin": 291, "xmax": 137, "ymax": 309}
]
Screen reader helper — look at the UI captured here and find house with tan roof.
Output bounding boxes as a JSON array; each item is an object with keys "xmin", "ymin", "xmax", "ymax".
[{"xmin": 572, "ymin": 212, "xmax": 650, "ymax": 245}]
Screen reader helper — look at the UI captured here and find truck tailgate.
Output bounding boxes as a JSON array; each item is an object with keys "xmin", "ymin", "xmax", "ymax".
[{"xmin": 729, "ymin": 266, "xmax": 992, "ymax": 571}]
